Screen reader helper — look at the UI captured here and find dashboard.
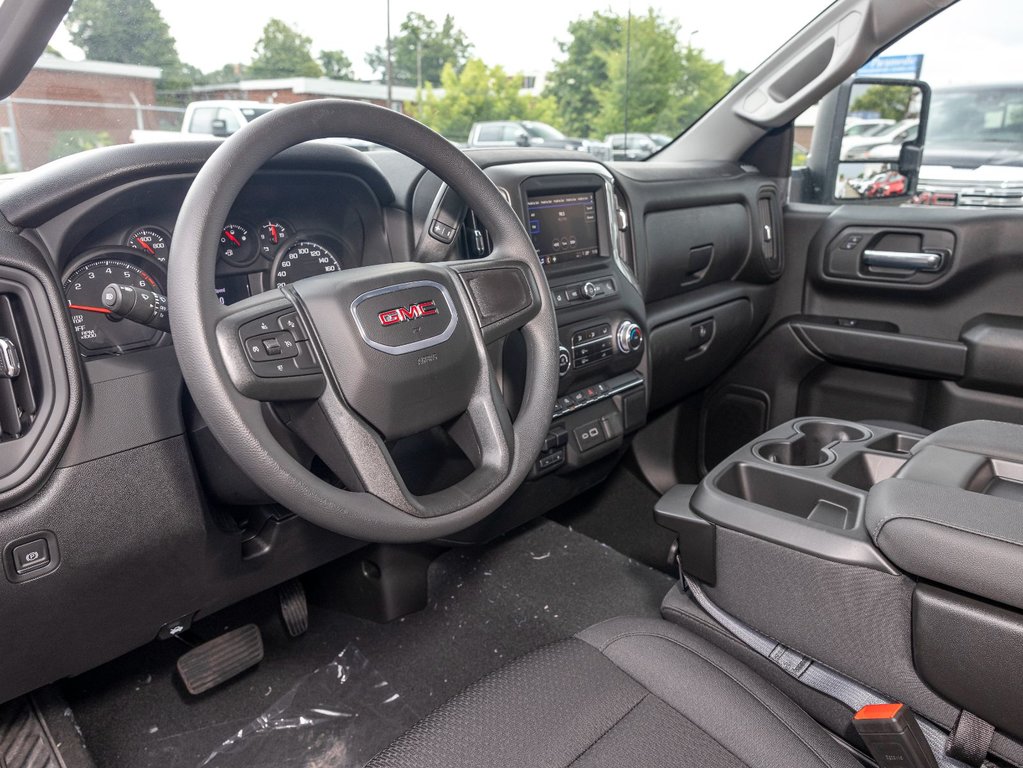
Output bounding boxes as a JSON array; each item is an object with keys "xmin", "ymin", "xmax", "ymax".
[
  {"xmin": 0, "ymin": 138, "xmax": 783, "ymax": 705},
  {"xmin": 57, "ymin": 171, "xmax": 381, "ymax": 357}
]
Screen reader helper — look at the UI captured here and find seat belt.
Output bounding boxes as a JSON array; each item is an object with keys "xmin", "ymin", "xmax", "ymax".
[
  {"xmin": 946, "ymin": 710, "xmax": 996, "ymax": 768},
  {"xmin": 678, "ymin": 571, "xmax": 990, "ymax": 768}
]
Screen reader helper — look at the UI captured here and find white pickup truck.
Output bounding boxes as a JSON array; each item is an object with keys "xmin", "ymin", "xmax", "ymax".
[{"xmin": 130, "ymin": 100, "xmax": 278, "ymax": 144}]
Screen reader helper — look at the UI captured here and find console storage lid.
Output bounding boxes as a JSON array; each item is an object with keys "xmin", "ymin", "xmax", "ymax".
[{"xmin": 866, "ymin": 419, "xmax": 1023, "ymax": 611}]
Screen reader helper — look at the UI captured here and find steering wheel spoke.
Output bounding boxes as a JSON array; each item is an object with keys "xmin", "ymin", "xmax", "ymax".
[
  {"xmin": 449, "ymin": 257, "xmax": 543, "ymax": 344},
  {"xmin": 213, "ymin": 290, "xmax": 326, "ymax": 402}
]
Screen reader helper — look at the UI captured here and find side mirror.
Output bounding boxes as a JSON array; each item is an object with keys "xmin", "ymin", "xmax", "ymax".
[
  {"xmin": 809, "ymin": 77, "xmax": 930, "ymax": 202},
  {"xmin": 210, "ymin": 118, "xmax": 231, "ymax": 138},
  {"xmin": 515, "ymin": 131, "xmax": 530, "ymax": 147}
]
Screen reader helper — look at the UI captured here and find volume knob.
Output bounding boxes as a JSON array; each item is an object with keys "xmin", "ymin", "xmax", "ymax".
[{"xmin": 616, "ymin": 321, "xmax": 643, "ymax": 354}]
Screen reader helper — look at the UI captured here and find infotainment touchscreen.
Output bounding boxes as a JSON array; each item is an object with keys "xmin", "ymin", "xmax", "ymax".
[{"xmin": 526, "ymin": 191, "xmax": 599, "ymax": 267}]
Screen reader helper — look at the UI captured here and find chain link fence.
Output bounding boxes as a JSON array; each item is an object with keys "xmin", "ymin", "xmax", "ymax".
[{"xmin": 0, "ymin": 97, "xmax": 186, "ymax": 174}]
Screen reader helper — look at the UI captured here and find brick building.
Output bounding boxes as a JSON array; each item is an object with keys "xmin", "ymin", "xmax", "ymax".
[
  {"xmin": 0, "ymin": 55, "xmax": 166, "ymax": 172},
  {"xmin": 192, "ymin": 78, "xmax": 426, "ymax": 114}
]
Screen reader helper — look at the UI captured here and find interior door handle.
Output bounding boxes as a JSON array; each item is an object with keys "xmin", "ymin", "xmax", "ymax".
[{"xmin": 861, "ymin": 250, "xmax": 944, "ymax": 271}]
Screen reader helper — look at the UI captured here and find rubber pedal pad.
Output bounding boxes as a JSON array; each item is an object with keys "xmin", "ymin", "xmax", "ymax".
[
  {"xmin": 176, "ymin": 624, "xmax": 263, "ymax": 695},
  {"xmin": 278, "ymin": 579, "xmax": 309, "ymax": 638}
]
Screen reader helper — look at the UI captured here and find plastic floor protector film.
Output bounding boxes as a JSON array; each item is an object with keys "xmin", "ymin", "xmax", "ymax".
[{"xmin": 159, "ymin": 644, "xmax": 414, "ymax": 768}]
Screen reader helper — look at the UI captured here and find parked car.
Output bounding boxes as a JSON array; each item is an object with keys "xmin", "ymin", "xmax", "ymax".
[
  {"xmin": 913, "ymin": 83, "xmax": 1023, "ymax": 206},
  {"xmin": 130, "ymin": 100, "xmax": 277, "ymax": 143},
  {"xmin": 843, "ymin": 117, "xmax": 894, "ymax": 137},
  {"xmin": 467, "ymin": 120, "xmax": 611, "ymax": 160},
  {"xmin": 604, "ymin": 133, "xmax": 661, "ymax": 160},
  {"xmin": 841, "ymin": 118, "xmax": 918, "ymax": 159}
]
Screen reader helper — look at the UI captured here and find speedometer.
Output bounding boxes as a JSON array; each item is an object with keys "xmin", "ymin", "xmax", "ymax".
[
  {"xmin": 64, "ymin": 258, "xmax": 165, "ymax": 355},
  {"xmin": 270, "ymin": 241, "xmax": 341, "ymax": 286}
]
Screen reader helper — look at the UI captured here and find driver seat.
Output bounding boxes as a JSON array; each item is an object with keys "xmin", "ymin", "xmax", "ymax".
[{"xmin": 366, "ymin": 617, "xmax": 860, "ymax": 768}]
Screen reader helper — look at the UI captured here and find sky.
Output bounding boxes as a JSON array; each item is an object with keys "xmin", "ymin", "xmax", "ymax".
[
  {"xmin": 46, "ymin": 0, "xmax": 1023, "ymax": 87},
  {"xmin": 47, "ymin": 0, "xmax": 834, "ymax": 80}
]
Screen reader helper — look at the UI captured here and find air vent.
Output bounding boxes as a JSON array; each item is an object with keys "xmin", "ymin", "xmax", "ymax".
[
  {"xmin": 0, "ymin": 293, "xmax": 38, "ymax": 440},
  {"xmin": 756, "ymin": 189, "xmax": 783, "ymax": 276},
  {"xmin": 461, "ymin": 210, "xmax": 492, "ymax": 259}
]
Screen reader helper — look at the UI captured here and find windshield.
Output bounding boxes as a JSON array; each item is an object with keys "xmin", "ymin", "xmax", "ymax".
[{"xmin": 0, "ymin": 0, "xmax": 833, "ymax": 173}]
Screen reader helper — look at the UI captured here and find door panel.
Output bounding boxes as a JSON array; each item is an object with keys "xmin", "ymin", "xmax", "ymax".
[{"xmin": 699, "ymin": 203, "xmax": 1023, "ymax": 469}]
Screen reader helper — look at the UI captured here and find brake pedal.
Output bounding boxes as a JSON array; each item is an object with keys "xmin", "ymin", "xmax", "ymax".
[
  {"xmin": 176, "ymin": 624, "xmax": 263, "ymax": 695},
  {"xmin": 278, "ymin": 579, "xmax": 308, "ymax": 637}
]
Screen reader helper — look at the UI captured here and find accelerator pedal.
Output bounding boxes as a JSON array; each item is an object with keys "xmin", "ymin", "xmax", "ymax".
[
  {"xmin": 278, "ymin": 579, "xmax": 309, "ymax": 637},
  {"xmin": 176, "ymin": 624, "xmax": 263, "ymax": 695}
]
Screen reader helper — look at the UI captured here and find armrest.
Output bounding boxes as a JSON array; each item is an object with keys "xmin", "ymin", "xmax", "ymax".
[{"xmin": 866, "ymin": 478, "xmax": 1023, "ymax": 611}]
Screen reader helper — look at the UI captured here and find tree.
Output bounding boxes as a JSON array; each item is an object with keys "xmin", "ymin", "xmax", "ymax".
[
  {"xmin": 64, "ymin": 0, "xmax": 196, "ymax": 95},
  {"xmin": 319, "ymin": 50, "xmax": 354, "ymax": 80},
  {"xmin": 65, "ymin": 0, "xmax": 179, "ymax": 68},
  {"xmin": 202, "ymin": 63, "xmax": 250, "ymax": 85},
  {"xmin": 249, "ymin": 19, "xmax": 323, "ymax": 79},
  {"xmin": 367, "ymin": 13, "xmax": 472, "ymax": 86},
  {"xmin": 594, "ymin": 12, "xmax": 686, "ymax": 136},
  {"xmin": 851, "ymin": 85, "xmax": 916, "ymax": 121},
  {"xmin": 420, "ymin": 59, "xmax": 558, "ymax": 141},
  {"xmin": 544, "ymin": 12, "xmax": 622, "ymax": 138}
]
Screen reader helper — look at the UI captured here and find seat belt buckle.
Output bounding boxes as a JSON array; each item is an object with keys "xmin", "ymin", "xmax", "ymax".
[{"xmin": 853, "ymin": 704, "xmax": 939, "ymax": 768}]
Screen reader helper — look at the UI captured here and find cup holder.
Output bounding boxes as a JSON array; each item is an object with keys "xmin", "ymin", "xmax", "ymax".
[{"xmin": 754, "ymin": 420, "xmax": 871, "ymax": 467}]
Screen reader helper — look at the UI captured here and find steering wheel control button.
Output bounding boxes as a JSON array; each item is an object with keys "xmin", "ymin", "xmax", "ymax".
[
  {"xmin": 250, "ymin": 359, "xmax": 294, "ymax": 378},
  {"xmin": 277, "ymin": 312, "xmax": 307, "ymax": 341},
  {"xmin": 429, "ymin": 218, "xmax": 457, "ymax": 244},
  {"xmin": 245, "ymin": 332, "xmax": 297, "ymax": 362},
  {"xmin": 240, "ymin": 316, "xmax": 277, "ymax": 339},
  {"xmin": 12, "ymin": 539, "xmax": 49, "ymax": 574}
]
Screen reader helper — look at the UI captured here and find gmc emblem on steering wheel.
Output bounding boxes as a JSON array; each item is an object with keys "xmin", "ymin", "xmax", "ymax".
[{"xmin": 378, "ymin": 300, "xmax": 439, "ymax": 326}]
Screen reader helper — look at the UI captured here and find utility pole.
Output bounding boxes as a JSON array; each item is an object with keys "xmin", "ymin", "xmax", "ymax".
[
  {"xmin": 416, "ymin": 38, "xmax": 423, "ymax": 119},
  {"xmin": 386, "ymin": 0, "xmax": 393, "ymax": 110}
]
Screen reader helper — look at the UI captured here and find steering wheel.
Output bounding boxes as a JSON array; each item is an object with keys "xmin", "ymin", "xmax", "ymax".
[{"xmin": 168, "ymin": 100, "xmax": 558, "ymax": 542}]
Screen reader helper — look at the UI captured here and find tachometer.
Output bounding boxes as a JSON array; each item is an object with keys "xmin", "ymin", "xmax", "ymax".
[
  {"xmin": 270, "ymin": 241, "xmax": 341, "ymax": 286},
  {"xmin": 64, "ymin": 259, "xmax": 165, "ymax": 355},
  {"xmin": 126, "ymin": 226, "xmax": 170, "ymax": 263}
]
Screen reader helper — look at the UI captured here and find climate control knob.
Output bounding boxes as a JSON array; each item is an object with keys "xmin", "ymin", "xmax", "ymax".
[
  {"xmin": 558, "ymin": 345, "xmax": 572, "ymax": 376},
  {"xmin": 616, "ymin": 321, "xmax": 643, "ymax": 354}
]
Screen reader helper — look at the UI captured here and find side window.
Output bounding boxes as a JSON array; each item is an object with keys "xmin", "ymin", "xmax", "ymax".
[
  {"xmin": 502, "ymin": 125, "xmax": 523, "ymax": 142},
  {"xmin": 189, "ymin": 107, "xmax": 217, "ymax": 134},
  {"xmin": 476, "ymin": 124, "xmax": 503, "ymax": 142},
  {"xmin": 792, "ymin": 0, "xmax": 1023, "ymax": 208}
]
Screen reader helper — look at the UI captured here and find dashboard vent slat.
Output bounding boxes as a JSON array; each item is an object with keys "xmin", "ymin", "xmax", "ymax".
[{"xmin": 0, "ymin": 294, "xmax": 38, "ymax": 440}]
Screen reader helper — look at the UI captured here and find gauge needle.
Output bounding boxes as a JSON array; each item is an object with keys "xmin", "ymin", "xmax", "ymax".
[
  {"xmin": 270, "ymin": 225, "xmax": 279, "ymax": 242},
  {"xmin": 224, "ymin": 230, "xmax": 242, "ymax": 247},
  {"xmin": 134, "ymin": 237, "xmax": 156, "ymax": 255},
  {"xmin": 68, "ymin": 303, "xmax": 112, "ymax": 314}
]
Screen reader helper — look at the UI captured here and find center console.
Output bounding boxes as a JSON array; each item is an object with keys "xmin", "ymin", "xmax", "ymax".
[
  {"xmin": 485, "ymin": 163, "xmax": 649, "ymax": 478},
  {"xmin": 655, "ymin": 417, "xmax": 1023, "ymax": 753}
]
